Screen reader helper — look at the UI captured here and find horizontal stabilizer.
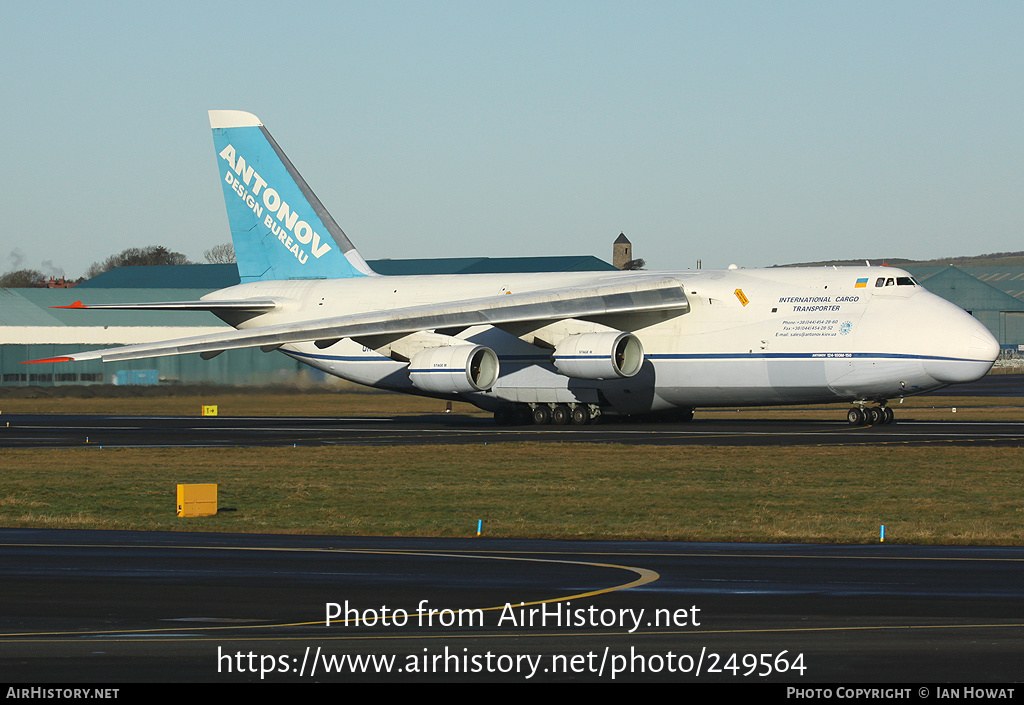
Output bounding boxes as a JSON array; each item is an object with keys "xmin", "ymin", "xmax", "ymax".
[
  {"xmin": 25, "ymin": 277, "xmax": 688, "ymax": 364},
  {"xmin": 51, "ymin": 299, "xmax": 279, "ymax": 312}
]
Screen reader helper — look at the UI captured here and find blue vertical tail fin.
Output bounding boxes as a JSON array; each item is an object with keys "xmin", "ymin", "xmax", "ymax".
[{"xmin": 209, "ymin": 110, "xmax": 376, "ymax": 282}]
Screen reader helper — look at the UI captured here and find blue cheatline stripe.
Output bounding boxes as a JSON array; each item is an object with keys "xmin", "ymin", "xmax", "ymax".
[
  {"xmin": 409, "ymin": 369, "xmax": 467, "ymax": 374},
  {"xmin": 646, "ymin": 352, "xmax": 989, "ymax": 363},
  {"xmin": 286, "ymin": 349, "xmax": 988, "ymax": 364}
]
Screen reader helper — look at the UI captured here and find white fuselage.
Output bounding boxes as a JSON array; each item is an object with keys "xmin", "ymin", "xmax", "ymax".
[{"xmin": 205, "ymin": 266, "xmax": 999, "ymax": 415}]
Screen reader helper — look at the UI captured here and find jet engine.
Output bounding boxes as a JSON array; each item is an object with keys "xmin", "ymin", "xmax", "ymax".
[
  {"xmin": 408, "ymin": 345, "xmax": 500, "ymax": 393},
  {"xmin": 552, "ymin": 332, "xmax": 644, "ymax": 379}
]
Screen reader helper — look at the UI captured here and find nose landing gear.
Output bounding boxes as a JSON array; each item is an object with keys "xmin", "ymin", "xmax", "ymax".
[{"xmin": 847, "ymin": 403, "xmax": 895, "ymax": 426}]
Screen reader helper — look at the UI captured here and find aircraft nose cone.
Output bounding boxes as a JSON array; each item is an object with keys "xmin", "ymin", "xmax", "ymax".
[
  {"xmin": 969, "ymin": 326, "xmax": 1000, "ymax": 363},
  {"xmin": 924, "ymin": 312, "xmax": 999, "ymax": 384}
]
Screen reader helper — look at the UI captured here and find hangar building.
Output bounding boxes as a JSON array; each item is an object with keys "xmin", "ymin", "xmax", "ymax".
[
  {"xmin": 906, "ymin": 266, "xmax": 1024, "ymax": 356},
  {"xmin": 0, "ymin": 257, "xmax": 617, "ymax": 387}
]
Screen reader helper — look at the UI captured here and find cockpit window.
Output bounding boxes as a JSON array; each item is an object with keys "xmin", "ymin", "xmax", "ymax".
[{"xmin": 875, "ymin": 275, "xmax": 918, "ymax": 289}]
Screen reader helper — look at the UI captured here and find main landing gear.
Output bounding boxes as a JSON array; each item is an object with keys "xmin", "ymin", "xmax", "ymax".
[
  {"xmin": 494, "ymin": 403, "xmax": 601, "ymax": 426},
  {"xmin": 847, "ymin": 404, "xmax": 895, "ymax": 426}
]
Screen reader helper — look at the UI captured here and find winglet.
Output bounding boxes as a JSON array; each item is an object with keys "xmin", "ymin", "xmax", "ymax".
[
  {"xmin": 22, "ymin": 356, "xmax": 75, "ymax": 364},
  {"xmin": 51, "ymin": 301, "xmax": 87, "ymax": 309}
]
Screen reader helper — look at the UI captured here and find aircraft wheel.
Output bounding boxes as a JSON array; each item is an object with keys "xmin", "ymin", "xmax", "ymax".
[
  {"xmin": 531, "ymin": 405, "xmax": 552, "ymax": 425},
  {"xmin": 570, "ymin": 406, "xmax": 590, "ymax": 425},
  {"xmin": 847, "ymin": 408, "xmax": 865, "ymax": 425},
  {"xmin": 883, "ymin": 407, "xmax": 895, "ymax": 424},
  {"xmin": 513, "ymin": 404, "xmax": 533, "ymax": 426},
  {"xmin": 551, "ymin": 404, "xmax": 571, "ymax": 425},
  {"xmin": 493, "ymin": 407, "xmax": 515, "ymax": 426}
]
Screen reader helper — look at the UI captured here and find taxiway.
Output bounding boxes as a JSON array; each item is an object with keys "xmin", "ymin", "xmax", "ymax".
[
  {"xmin": 1, "ymin": 413, "xmax": 1023, "ymax": 448},
  {"xmin": 2, "ymin": 529, "xmax": 1022, "ymax": 682}
]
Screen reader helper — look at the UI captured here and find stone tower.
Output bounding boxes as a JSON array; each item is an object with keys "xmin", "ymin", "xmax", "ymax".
[{"xmin": 613, "ymin": 233, "xmax": 632, "ymax": 269}]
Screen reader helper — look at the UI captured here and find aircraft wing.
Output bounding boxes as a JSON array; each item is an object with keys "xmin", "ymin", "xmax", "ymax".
[{"xmin": 26, "ymin": 277, "xmax": 688, "ymax": 364}]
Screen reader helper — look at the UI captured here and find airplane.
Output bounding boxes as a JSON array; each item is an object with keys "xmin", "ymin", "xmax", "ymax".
[{"xmin": 27, "ymin": 110, "xmax": 1000, "ymax": 426}]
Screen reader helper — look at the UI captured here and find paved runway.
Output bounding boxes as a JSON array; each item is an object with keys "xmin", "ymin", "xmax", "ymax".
[
  {"xmin": 2, "ymin": 412, "xmax": 1024, "ymax": 448},
  {"xmin": 922, "ymin": 372, "xmax": 1024, "ymax": 396},
  {"xmin": 2, "ymin": 374, "xmax": 1021, "ymax": 449},
  {"xmin": 1, "ymin": 529, "xmax": 1022, "ymax": 683}
]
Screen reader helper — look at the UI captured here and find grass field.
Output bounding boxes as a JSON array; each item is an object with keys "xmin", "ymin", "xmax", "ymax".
[{"xmin": 0, "ymin": 389, "xmax": 1021, "ymax": 545}]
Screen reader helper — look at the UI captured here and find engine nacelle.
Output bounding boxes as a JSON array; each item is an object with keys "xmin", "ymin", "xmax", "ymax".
[
  {"xmin": 408, "ymin": 345, "xmax": 500, "ymax": 393},
  {"xmin": 552, "ymin": 332, "xmax": 644, "ymax": 380}
]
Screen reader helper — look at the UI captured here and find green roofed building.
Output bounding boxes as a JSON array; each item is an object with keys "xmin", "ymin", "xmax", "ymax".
[
  {"xmin": 906, "ymin": 266, "xmax": 1024, "ymax": 304},
  {"xmin": 906, "ymin": 266, "xmax": 1024, "ymax": 355},
  {"xmin": 75, "ymin": 256, "xmax": 617, "ymax": 289}
]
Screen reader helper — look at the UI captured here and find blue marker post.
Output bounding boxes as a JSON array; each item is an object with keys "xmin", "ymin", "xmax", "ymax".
[
  {"xmin": 477, "ymin": 519, "xmax": 482, "ymax": 537},
  {"xmin": 880, "ymin": 525, "xmax": 885, "ymax": 543}
]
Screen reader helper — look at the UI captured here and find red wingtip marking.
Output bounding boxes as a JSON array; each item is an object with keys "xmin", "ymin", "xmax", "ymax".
[
  {"xmin": 22, "ymin": 357, "xmax": 75, "ymax": 364},
  {"xmin": 52, "ymin": 301, "xmax": 87, "ymax": 309}
]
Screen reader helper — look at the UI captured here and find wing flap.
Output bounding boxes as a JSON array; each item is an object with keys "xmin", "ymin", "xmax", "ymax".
[{"xmin": 26, "ymin": 278, "xmax": 688, "ymax": 364}]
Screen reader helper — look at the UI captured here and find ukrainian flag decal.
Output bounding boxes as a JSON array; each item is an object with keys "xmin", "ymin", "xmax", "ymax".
[{"xmin": 855, "ymin": 278, "xmax": 869, "ymax": 288}]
